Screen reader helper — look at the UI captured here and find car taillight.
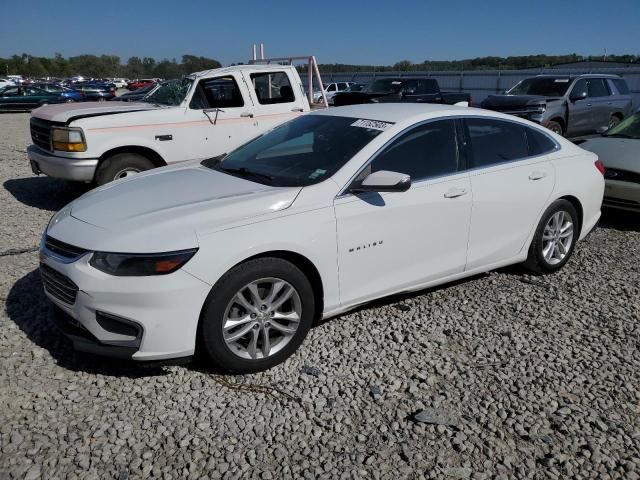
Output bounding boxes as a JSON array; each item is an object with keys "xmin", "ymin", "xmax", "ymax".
[
  {"xmin": 468, "ymin": 95, "xmax": 472, "ymax": 107},
  {"xmin": 595, "ymin": 159, "xmax": 605, "ymax": 175}
]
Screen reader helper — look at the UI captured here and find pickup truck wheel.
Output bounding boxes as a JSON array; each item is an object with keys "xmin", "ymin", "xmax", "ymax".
[
  {"xmin": 199, "ymin": 257, "xmax": 315, "ymax": 373},
  {"xmin": 546, "ymin": 120, "xmax": 564, "ymax": 136},
  {"xmin": 95, "ymin": 153, "xmax": 155, "ymax": 186}
]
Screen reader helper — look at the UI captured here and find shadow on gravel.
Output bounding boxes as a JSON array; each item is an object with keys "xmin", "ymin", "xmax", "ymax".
[
  {"xmin": 3, "ymin": 176, "xmax": 90, "ymax": 211},
  {"xmin": 6, "ymin": 269, "xmax": 167, "ymax": 378},
  {"xmin": 598, "ymin": 208, "xmax": 640, "ymax": 232}
]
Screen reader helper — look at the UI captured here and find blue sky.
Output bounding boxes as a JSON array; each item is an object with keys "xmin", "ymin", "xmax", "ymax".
[{"xmin": 1, "ymin": 0, "xmax": 638, "ymax": 65}]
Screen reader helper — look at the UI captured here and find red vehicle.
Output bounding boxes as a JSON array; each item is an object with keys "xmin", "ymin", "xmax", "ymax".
[{"xmin": 126, "ymin": 79, "xmax": 157, "ymax": 91}]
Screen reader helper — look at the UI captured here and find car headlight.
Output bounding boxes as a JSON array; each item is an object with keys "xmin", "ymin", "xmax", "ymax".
[
  {"xmin": 52, "ymin": 127, "xmax": 87, "ymax": 152},
  {"xmin": 89, "ymin": 249, "xmax": 198, "ymax": 276},
  {"xmin": 46, "ymin": 205, "xmax": 72, "ymax": 231}
]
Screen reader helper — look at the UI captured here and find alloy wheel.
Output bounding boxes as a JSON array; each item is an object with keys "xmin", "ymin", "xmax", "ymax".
[
  {"xmin": 222, "ymin": 277, "xmax": 302, "ymax": 360},
  {"xmin": 542, "ymin": 211, "xmax": 574, "ymax": 265}
]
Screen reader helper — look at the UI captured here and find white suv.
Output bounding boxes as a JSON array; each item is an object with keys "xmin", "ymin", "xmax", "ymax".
[{"xmin": 315, "ymin": 82, "xmax": 354, "ymax": 104}]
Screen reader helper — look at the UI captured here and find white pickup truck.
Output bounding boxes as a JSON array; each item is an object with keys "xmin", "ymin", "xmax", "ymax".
[{"xmin": 28, "ymin": 65, "xmax": 310, "ymax": 185}]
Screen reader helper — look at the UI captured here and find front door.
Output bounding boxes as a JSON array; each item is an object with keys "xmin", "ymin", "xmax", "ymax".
[
  {"xmin": 567, "ymin": 79, "xmax": 592, "ymax": 136},
  {"xmin": 181, "ymin": 73, "xmax": 258, "ymax": 162},
  {"xmin": 334, "ymin": 119, "xmax": 472, "ymax": 306}
]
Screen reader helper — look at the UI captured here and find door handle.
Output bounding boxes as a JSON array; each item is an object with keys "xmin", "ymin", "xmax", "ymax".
[
  {"xmin": 291, "ymin": 107, "xmax": 304, "ymax": 112},
  {"xmin": 586, "ymin": 103, "xmax": 592, "ymax": 107},
  {"xmin": 444, "ymin": 187, "xmax": 468, "ymax": 199},
  {"xmin": 607, "ymin": 101, "xmax": 612, "ymax": 105},
  {"xmin": 529, "ymin": 171, "xmax": 547, "ymax": 181},
  {"xmin": 240, "ymin": 112, "xmax": 254, "ymax": 118}
]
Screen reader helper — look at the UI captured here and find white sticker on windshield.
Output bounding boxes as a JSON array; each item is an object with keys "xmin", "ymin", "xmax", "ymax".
[
  {"xmin": 351, "ymin": 119, "xmax": 393, "ymax": 131},
  {"xmin": 554, "ymin": 79, "xmax": 570, "ymax": 83}
]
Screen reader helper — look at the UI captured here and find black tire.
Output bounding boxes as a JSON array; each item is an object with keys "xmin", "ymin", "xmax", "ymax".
[
  {"xmin": 524, "ymin": 199, "xmax": 579, "ymax": 274},
  {"xmin": 199, "ymin": 257, "xmax": 315, "ymax": 373},
  {"xmin": 94, "ymin": 153, "xmax": 155, "ymax": 186},
  {"xmin": 546, "ymin": 120, "xmax": 564, "ymax": 136},
  {"xmin": 608, "ymin": 115, "xmax": 622, "ymax": 130}
]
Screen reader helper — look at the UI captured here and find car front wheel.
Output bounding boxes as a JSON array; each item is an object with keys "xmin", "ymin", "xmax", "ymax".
[
  {"xmin": 94, "ymin": 152, "xmax": 155, "ymax": 185},
  {"xmin": 200, "ymin": 257, "xmax": 315, "ymax": 373},
  {"xmin": 524, "ymin": 199, "xmax": 579, "ymax": 274}
]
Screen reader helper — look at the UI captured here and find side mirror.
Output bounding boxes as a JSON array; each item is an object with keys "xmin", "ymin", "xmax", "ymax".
[
  {"xmin": 351, "ymin": 170, "xmax": 411, "ymax": 193},
  {"xmin": 570, "ymin": 90, "xmax": 588, "ymax": 102}
]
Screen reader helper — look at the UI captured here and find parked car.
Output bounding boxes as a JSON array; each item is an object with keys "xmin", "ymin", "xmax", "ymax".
[
  {"xmin": 0, "ymin": 78, "xmax": 15, "ymax": 88},
  {"xmin": 0, "ymin": 85, "xmax": 66, "ymax": 111},
  {"xmin": 110, "ymin": 83, "xmax": 159, "ymax": 102},
  {"xmin": 315, "ymin": 82, "xmax": 354, "ymax": 104},
  {"xmin": 110, "ymin": 78, "xmax": 129, "ymax": 89},
  {"xmin": 32, "ymin": 83, "xmax": 83, "ymax": 102},
  {"xmin": 40, "ymin": 103, "xmax": 604, "ymax": 372},
  {"xmin": 126, "ymin": 79, "xmax": 156, "ymax": 91},
  {"xmin": 72, "ymin": 82, "xmax": 116, "ymax": 101},
  {"xmin": 577, "ymin": 111, "xmax": 640, "ymax": 212},
  {"xmin": 480, "ymin": 74, "xmax": 633, "ymax": 137},
  {"xmin": 28, "ymin": 65, "xmax": 312, "ymax": 185},
  {"xmin": 332, "ymin": 78, "xmax": 472, "ymax": 107}
]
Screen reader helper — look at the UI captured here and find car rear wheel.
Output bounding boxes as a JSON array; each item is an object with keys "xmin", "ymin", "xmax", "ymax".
[
  {"xmin": 199, "ymin": 257, "xmax": 315, "ymax": 373},
  {"xmin": 524, "ymin": 199, "xmax": 579, "ymax": 274},
  {"xmin": 546, "ymin": 120, "xmax": 564, "ymax": 136},
  {"xmin": 95, "ymin": 152, "xmax": 155, "ymax": 186}
]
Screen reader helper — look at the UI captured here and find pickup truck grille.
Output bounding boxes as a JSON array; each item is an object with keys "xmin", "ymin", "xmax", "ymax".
[
  {"xmin": 40, "ymin": 263, "xmax": 79, "ymax": 305},
  {"xmin": 604, "ymin": 168, "xmax": 640, "ymax": 184},
  {"xmin": 31, "ymin": 118, "xmax": 53, "ymax": 151}
]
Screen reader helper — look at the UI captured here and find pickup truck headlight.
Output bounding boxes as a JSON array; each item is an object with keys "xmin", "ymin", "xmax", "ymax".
[
  {"xmin": 52, "ymin": 127, "xmax": 87, "ymax": 152},
  {"xmin": 89, "ymin": 249, "xmax": 198, "ymax": 276}
]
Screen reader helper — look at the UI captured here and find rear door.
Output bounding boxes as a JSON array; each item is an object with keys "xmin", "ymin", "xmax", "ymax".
[
  {"xmin": 0, "ymin": 86, "xmax": 22, "ymax": 110},
  {"xmin": 586, "ymin": 78, "xmax": 613, "ymax": 131},
  {"xmin": 245, "ymin": 70, "xmax": 304, "ymax": 133},
  {"xmin": 463, "ymin": 117, "xmax": 556, "ymax": 270}
]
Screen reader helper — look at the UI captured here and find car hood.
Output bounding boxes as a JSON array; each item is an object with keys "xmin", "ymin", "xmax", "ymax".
[
  {"xmin": 480, "ymin": 94, "xmax": 562, "ymax": 108},
  {"xmin": 579, "ymin": 137, "xmax": 640, "ymax": 172},
  {"xmin": 32, "ymin": 101, "xmax": 159, "ymax": 124},
  {"xmin": 47, "ymin": 163, "xmax": 301, "ymax": 253}
]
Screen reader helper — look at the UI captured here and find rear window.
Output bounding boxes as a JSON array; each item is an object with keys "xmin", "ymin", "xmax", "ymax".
[
  {"xmin": 466, "ymin": 118, "xmax": 528, "ymax": 168},
  {"xmin": 525, "ymin": 127, "xmax": 558, "ymax": 156},
  {"xmin": 611, "ymin": 79, "xmax": 630, "ymax": 95},
  {"xmin": 251, "ymin": 71, "xmax": 295, "ymax": 105}
]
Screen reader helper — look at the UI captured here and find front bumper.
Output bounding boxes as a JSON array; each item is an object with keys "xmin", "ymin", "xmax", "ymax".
[
  {"xmin": 28, "ymin": 145, "xmax": 98, "ymax": 182},
  {"xmin": 603, "ymin": 179, "xmax": 640, "ymax": 212},
  {"xmin": 40, "ymin": 243, "xmax": 212, "ymax": 361}
]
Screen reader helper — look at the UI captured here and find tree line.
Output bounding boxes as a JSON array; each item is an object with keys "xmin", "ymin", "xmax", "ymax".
[
  {"xmin": 0, "ymin": 54, "xmax": 222, "ymax": 79},
  {"xmin": 304, "ymin": 54, "xmax": 640, "ymax": 73},
  {"xmin": 3, "ymin": 53, "xmax": 639, "ymax": 80}
]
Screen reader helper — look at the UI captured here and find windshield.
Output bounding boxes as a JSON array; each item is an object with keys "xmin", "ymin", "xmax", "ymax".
[
  {"xmin": 605, "ymin": 112, "xmax": 640, "ymax": 139},
  {"xmin": 206, "ymin": 115, "xmax": 389, "ymax": 187},
  {"xmin": 508, "ymin": 78, "xmax": 571, "ymax": 97},
  {"xmin": 365, "ymin": 79, "xmax": 403, "ymax": 94},
  {"xmin": 143, "ymin": 78, "xmax": 193, "ymax": 106}
]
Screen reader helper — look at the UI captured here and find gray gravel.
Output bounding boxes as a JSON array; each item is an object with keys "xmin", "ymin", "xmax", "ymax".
[{"xmin": 1, "ymin": 112, "xmax": 640, "ymax": 479}]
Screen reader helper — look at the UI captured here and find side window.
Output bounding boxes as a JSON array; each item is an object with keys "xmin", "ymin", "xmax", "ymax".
[
  {"xmin": 525, "ymin": 127, "xmax": 557, "ymax": 156},
  {"xmin": 326, "ymin": 84, "xmax": 336, "ymax": 92},
  {"xmin": 338, "ymin": 83, "xmax": 348, "ymax": 90},
  {"xmin": 370, "ymin": 120, "xmax": 459, "ymax": 180},
  {"xmin": 466, "ymin": 118, "xmax": 528, "ymax": 168},
  {"xmin": 251, "ymin": 71, "xmax": 295, "ymax": 105},
  {"xmin": 587, "ymin": 78, "xmax": 610, "ymax": 97},
  {"xmin": 189, "ymin": 76, "xmax": 244, "ymax": 110},
  {"xmin": 2, "ymin": 87, "xmax": 19, "ymax": 96},
  {"xmin": 571, "ymin": 79, "xmax": 587, "ymax": 98},
  {"xmin": 612, "ymin": 79, "xmax": 630, "ymax": 95}
]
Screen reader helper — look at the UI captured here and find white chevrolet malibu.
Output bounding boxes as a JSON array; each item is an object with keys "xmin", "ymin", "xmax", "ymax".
[{"xmin": 41, "ymin": 104, "xmax": 604, "ymax": 372}]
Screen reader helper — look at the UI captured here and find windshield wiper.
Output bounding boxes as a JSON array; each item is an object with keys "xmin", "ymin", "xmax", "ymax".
[{"xmin": 219, "ymin": 166, "xmax": 274, "ymax": 184}]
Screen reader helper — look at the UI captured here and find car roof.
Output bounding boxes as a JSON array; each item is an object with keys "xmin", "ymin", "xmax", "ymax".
[
  {"xmin": 190, "ymin": 63, "xmax": 296, "ymax": 79},
  {"xmin": 311, "ymin": 103, "xmax": 485, "ymax": 123},
  {"xmin": 534, "ymin": 74, "xmax": 622, "ymax": 79}
]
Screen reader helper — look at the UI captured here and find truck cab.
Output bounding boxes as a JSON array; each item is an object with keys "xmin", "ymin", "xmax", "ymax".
[{"xmin": 28, "ymin": 65, "xmax": 310, "ymax": 185}]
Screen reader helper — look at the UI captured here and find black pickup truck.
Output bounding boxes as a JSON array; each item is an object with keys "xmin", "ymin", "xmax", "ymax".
[{"xmin": 332, "ymin": 78, "xmax": 472, "ymax": 107}]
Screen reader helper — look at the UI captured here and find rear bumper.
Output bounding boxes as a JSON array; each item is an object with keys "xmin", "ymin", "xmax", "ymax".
[
  {"xmin": 28, "ymin": 145, "xmax": 98, "ymax": 182},
  {"xmin": 603, "ymin": 179, "xmax": 640, "ymax": 212}
]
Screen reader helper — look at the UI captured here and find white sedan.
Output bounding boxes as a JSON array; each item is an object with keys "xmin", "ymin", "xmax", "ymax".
[{"xmin": 41, "ymin": 104, "xmax": 604, "ymax": 372}]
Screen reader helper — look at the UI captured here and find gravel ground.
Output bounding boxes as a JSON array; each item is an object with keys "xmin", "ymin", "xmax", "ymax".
[{"xmin": 1, "ymin": 112, "xmax": 639, "ymax": 479}]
